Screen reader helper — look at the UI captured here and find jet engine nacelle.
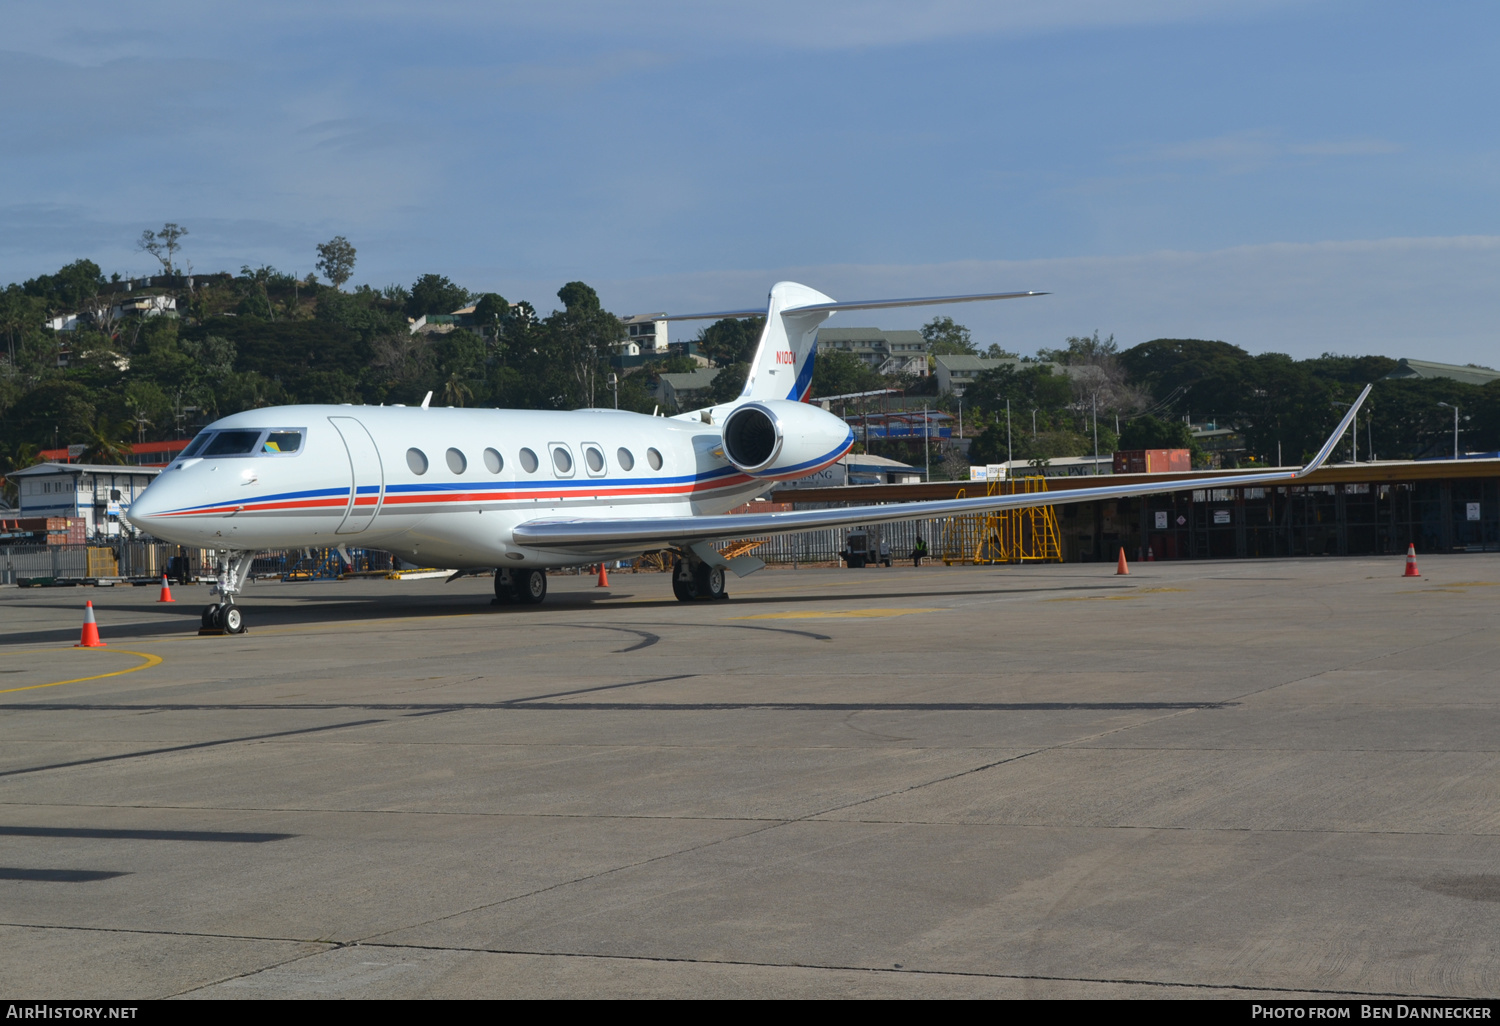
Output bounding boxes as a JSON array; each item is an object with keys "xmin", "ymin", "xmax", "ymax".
[{"xmin": 720, "ymin": 400, "xmax": 853, "ymax": 480}]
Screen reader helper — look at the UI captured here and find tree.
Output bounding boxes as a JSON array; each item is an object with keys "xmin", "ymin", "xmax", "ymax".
[
  {"xmin": 315, "ymin": 236, "xmax": 357, "ymax": 290},
  {"xmin": 441, "ymin": 371, "xmax": 473, "ymax": 408},
  {"xmin": 542, "ymin": 282, "xmax": 622, "ymax": 409},
  {"xmin": 406, "ymin": 274, "xmax": 471, "ymax": 318},
  {"xmin": 1117, "ymin": 414, "xmax": 1194, "ymax": 450},
  {"xmin": 704, "ymin": 362, "xmax": 749, "ymax": 405},
  {"xmin": 920, "ymin": 316, "xmax": 976, "ymax": 356},
  {"xmin": 23, "ymin": 260, "xmax": 104, "ymax": 313},
  {"xmin": 811, "ymin": 350, "xmax": 882, "ymax": 398},
  {"xmin": 696, "ymin": 317, "xmax": 764, "ymax": 367},
  {"xmin": 138, "ymin": 223, "xmax": 187, "ymax": 276},
  {"xmin": 79, "ymin": 417, "xmax": 133, "ymax": 465}
]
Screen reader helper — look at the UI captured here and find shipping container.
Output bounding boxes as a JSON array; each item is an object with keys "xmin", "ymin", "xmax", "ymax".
[{"xmin": 1113, "ymin": 449, "xmax": 1192, "ymax": 474}]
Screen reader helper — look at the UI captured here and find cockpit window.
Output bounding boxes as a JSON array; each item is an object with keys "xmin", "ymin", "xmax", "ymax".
[
  {"xmin": 178, "ymin": 433, "xmax": 212, "ymax": 459},
  {"xmin": 202, "ymin": 430, "xmax": 263, "ymax": 457},
  {"xmin": 263, "ymin": 431, "xmax": 302, "ymax": 454}
]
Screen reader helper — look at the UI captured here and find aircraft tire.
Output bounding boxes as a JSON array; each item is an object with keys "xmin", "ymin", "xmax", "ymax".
[
  {"xmin": 223, "ymin": 605, "xmax": 245, "ymax": 634},
  {"xmin": 515, "ymin": 569, "xmax": 547, "ymax": 604},
  {"xmin": 694, "ymin": 562, "xmax": 726, "ymax": 601},
  {"xmin": 671, "ymin": 560, "xmax": 695, "ymax": 602},
  {"xmin": 493, "ymin": 570, "xmax": 514, "ymax": 604}
]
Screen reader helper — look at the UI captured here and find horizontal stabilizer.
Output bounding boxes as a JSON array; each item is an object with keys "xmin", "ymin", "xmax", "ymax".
[{"xmin": 662, "ymin": 289, "xmax": 1046, "ymax": 322}]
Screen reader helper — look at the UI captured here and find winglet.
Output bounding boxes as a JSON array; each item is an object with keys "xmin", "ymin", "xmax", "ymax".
[{"xmin": 1295, "ymin": 384, "xmax": 1373, "ymax": 478}]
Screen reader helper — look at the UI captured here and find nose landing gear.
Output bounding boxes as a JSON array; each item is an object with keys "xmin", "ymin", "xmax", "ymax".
[{"xmin": 199, "ymin": 551, "xmax": 251, "ymax": 635}]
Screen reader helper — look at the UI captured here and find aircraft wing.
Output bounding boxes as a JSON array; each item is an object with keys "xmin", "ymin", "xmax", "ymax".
[{"xmin": 513, "ymin": 385, "xmax": 1370, "ymax": 552}]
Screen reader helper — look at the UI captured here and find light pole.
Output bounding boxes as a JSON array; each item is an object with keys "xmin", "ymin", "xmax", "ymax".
[
  {"xmin": 610, "ymin": 372, "xmax": 618, "ymax": 410},
  {"xmin": 1331, "ymin": 400, "xmax": 1357, "ymax": 462},
  {"xmin": 1092, "ymin": 393, "xmax": 1099, "ymax": 474},
  {"xmin": 1437, "ymin": 402, "xmax": 1459, "ymax": 459},
  {"xmin": 1005, "ymin": 399, "xmax": 1012, "ymax": 464},
  {"xmin": 923, "ymin": 403, "xmax": 930, "ymax": 480}
]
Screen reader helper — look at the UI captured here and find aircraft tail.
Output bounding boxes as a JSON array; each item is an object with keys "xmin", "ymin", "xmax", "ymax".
[
  {"xmin": 659, "ymin": 281, "xmax": 1046, "ymax": 414},
  {"xmin": 740, "ymin": 282, "xmax": 833, "ymax": 403}
]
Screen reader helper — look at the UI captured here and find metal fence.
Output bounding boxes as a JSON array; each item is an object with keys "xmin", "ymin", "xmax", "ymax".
[{"xmin": 728, "ymin": 513, "xmax": 947, "ymax": 565}]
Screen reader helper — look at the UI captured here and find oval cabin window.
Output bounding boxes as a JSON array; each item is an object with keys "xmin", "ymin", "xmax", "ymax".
[
  {"xmin": 446, "ymin": 448, "xmax": 467, "ymax": 474},
  {"xmin": 647, "ymin": 447, "xmax": 663, "ymax": 470},
  {"xmin": 483, "ymin": 448, "xmax": 503, "ymax": 474},
  {"xmin": 519, "ymin": 448, "xmax": 539, "ymax": 473},
  {"xmin": 406, "ymin": 448, "xmax": 429, "ymax": 475},
  {"xmin": 552, "ymin": 447, "xmax": 573, "ymax": 473},
  {"xmin": 617, "ymin": 447, "xmax": 635, "ymax": 471},
  {"xmin": 585, "ymin": 446, "xmax": 604, "ymax": 473}
]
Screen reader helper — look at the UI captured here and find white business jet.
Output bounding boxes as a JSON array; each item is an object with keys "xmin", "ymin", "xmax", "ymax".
[{"xmin": 127, "ymin": 281, "xmax": 1370, "ymax": 633}]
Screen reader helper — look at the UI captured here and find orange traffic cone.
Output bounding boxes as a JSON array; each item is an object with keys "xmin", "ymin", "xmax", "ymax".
[
  {"xmin": 76, "ymin": 600, "xmax": 106, "ymax": 648},
  {"xmin": 1403, "ymin": 543, "xmax": 1420, "ymax": 577},
  {"xmin": 157, "ymin": 574, "xmax": 176, "ymax": 603},
  {"xmin": 1146, "ymin": 546, "xmax": 1156, "ymax": 562},
  {"xmin": 1116, "ymin": 550, "xmax": 1130, "ymax": 575},
  {"xmin": 596, "ymin": 562, "xmax": 610, "ymax": 587}
]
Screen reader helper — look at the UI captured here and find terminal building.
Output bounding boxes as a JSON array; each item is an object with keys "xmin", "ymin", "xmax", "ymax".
[{"xmin": 8, "ymin": 463, "xmax": 161, "ymax": 541}]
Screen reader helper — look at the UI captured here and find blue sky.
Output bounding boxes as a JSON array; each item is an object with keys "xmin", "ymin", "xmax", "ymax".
[{"xmin": 3, "ymin": 1, "xmax": 1497, "ymax": 362}]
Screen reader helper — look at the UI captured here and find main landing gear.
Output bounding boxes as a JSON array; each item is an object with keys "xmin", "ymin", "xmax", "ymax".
[
  {"xmin": 672, "ymin": 556, "xmax": 727, "ymax": 602},
  {"xmin": 200, "ymin": 551, "xmax": 250, "ymax": 634},
  {"xmin": 493, "ymin": 568, "xmax": 548, "ymax": 605}
]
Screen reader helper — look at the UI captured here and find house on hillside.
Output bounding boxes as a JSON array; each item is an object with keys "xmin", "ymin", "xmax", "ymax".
[
  {"xmin": 815, "ymin": 327, "xmax": 929, "ymax": 376},
  {"xmin": 655, "ymin": 368, "xmax": 721, "ymax": 410}
]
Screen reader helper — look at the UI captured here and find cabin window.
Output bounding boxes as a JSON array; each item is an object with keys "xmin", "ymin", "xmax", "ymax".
[
  {"xmin": 551, "ymin": 445, "xmax": 574, "ymax": 476},
  {"xmin": 202, "ymin": 430, "xmax": 262, "ymax": 457},
  {"xmin": 519, "ymin": 448, "xmax": 539, "ymax": 473},
  {"xmin": 406, "ymin": 448, "xmax": 429, "ymax": 475},
  {"xmin": 483, "ymin": 448, "xmax": 503, "ymax": 473},
  {"xmin": 446, "ymin": 448, "xmax": 467, "ymax": 474},
  {"xmin": 583, "ymin": 445, "xmax": 605, "ymax": 474},
  {"xmin": 617, "ymin": 447, "xmax": 635, "ymax": 471},
  {"xmin": 647, "ymin": 447, "xmax": 663, "ymax": 470},
  {"xmin": 262, "ymin": 431, "xmax": 302, "ymax": 454}
]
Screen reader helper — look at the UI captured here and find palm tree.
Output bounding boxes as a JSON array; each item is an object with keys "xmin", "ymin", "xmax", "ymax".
[
  {"xmin": 441, "ymin": 371, "xmax": 473, "ymax": 408},
  {"xmin": 79, "ymin": 418, "xmax": 133, "ymax": 465}
]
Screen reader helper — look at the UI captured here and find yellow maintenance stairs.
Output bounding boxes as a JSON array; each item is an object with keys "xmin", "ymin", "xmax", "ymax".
[{"xmin": 940, "ymin": 475, "xmax": 1062, "ymax": 565}]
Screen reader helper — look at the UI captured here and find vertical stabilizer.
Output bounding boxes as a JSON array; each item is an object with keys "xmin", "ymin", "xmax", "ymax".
[{"xmin": 740, "ymin": 282, "xmax": 835, "ymax": 403}]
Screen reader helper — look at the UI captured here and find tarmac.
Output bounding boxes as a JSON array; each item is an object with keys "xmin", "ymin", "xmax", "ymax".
[{"xmin": 0, "ymin": 554, "xmax": 1497, "ymax": 999}]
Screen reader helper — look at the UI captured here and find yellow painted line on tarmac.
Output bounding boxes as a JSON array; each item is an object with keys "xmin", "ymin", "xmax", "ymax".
[
  {"xmin": 0, "ymin": 649, "xmax": 163, "ymax": 694},
  {"xmin": 732, "ymin": 608, "xmax": 944, "ymax": 620}
]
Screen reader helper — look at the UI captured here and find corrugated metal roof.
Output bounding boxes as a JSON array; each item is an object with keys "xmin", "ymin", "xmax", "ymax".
[{"xmin": 1386, "ymin": 358, "xmax": 1500, "ymax": 386}]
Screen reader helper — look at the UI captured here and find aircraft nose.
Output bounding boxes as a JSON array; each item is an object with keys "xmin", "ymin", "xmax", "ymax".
[{"xmin": 124, "ymin": 489, "xmax": 164, "ymax": 532}]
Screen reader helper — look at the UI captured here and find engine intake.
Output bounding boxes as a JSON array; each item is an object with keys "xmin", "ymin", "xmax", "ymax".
[
  {"xmin": 722, "ymin": 404, "xmax": 781, "ymax": 471},
  {"xmin": 720, "ymin": 400, "xmax": 853, "ymax": 480}
]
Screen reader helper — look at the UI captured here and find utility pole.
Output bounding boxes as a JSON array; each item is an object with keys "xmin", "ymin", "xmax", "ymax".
[{"xmin": 1006, "ymin": 399, "xmax": 1012, "ymax": 463}]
